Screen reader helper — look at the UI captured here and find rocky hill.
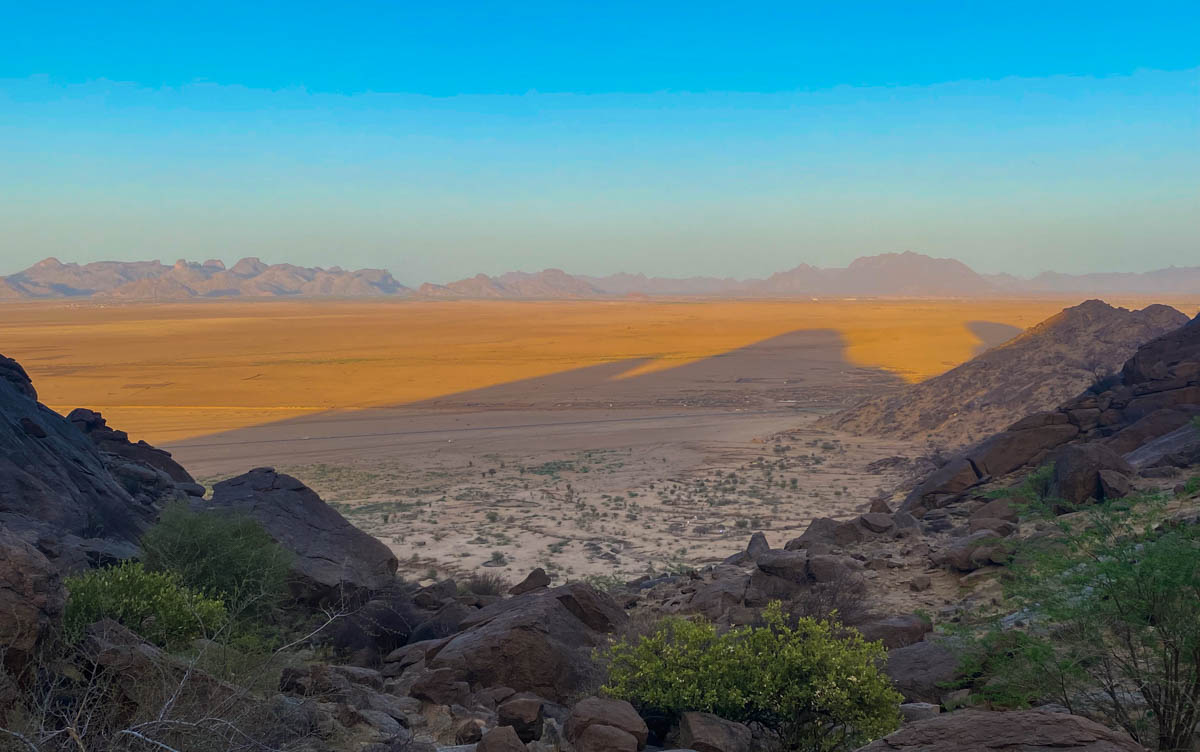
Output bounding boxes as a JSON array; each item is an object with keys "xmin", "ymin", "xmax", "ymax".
[
  {"xmin": 2, "ymin": 257, "xmax": 409, "ymax": 299},
  {"xmin": 822, "ymin": 300, "xmax": 1190, "ymax": 449},
  {"xmin": 8, "ymin": 252, "xmax": 1200, "ymax": 300}
]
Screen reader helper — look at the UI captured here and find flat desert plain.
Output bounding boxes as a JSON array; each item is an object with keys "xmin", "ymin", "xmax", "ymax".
[{"xmin": 5, "ymin": 298, "xmax": 1195, "ymax": 584}]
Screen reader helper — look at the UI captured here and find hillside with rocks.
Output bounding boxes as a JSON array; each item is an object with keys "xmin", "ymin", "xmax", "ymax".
[
  {"xmin": 822, "ymin": 300, "xmax": 1189, "ymax": 449},
  {"xmin": 4, "ymin": 311, "xmax": 1200, "ymax": 750}
]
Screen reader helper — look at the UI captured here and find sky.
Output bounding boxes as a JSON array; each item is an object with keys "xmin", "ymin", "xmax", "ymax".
[{"xmin": 1, "ymin": 2, "xmax": 1198, "ymax": 284}]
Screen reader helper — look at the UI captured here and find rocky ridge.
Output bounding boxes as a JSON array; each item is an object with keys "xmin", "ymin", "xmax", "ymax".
[{"xmin": 822, "ymin": 300, "xmax": 1189, "ymax": 449}]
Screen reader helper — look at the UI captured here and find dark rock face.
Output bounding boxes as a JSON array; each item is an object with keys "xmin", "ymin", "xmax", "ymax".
[
  {"xmin": 0, "ymin": 528, "xmax": 65, "ymax": 671},
  {"xmin": 498, "ymin": 695, "xmax": 545, "ymax": 742},
  {"xmin": 856, "ymin": 614, "xmax": 933, "ymax": 650},
  {"xmin": 853, "ymin": 709, "xmax": 1145, "ymax": 751},
  {"xmin": 509, "ymin": 567, "xmax": 551, "ymax": 596},
  {"xmin": 418, "ymin": 584, "xmax": 626, "ymax": 703},
  {"xmin": 0, "ymin": 353, "xmax": 167, "ymax": 569},
  {"xmin": 672, "ymin": 712, "xmax": 752, "ymax": 752},
  {"xmin": 905, "ymin": 314, "xmax": 1200, "ymax": 516},
  {"xmin": 884, "ymin": 639, "xmax": 961, "ymax": 704},
  {"xmin": 476, "ymin": 725, "xmax": 527, "ymax": 752},
  {"xmin": 1048, "ymin": 444, "xmax": 1134, "ymax": 506},
  {"xmin": 67, "ymin": 408, "xmax": 195, "ymax": 483},
  {"xmin": 206, "ymin": 468, "xmax": 398, "ymax": 604}
]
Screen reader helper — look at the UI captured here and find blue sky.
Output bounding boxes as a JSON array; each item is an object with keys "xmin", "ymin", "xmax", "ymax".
[{"xmin": 1, "ymin": 2, "xmax": 1197, "ymax": 283}]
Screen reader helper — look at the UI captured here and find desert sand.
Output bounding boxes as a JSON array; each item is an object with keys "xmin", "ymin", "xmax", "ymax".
[{"xmin": 5, "ymin": 296, "xmax": 1194, "ymax": 581}]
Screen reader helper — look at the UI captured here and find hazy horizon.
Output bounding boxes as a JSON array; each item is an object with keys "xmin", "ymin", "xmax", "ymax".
[{"xmin": 3, "ymin": 3, "xmax": 1197, "ymax": 283}]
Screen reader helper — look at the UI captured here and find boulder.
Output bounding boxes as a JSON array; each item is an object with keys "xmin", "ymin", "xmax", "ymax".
[
  {"xmin": 0, "ymin": 528, "xmax": 65, "ymax": 670},
  {"xmin": 943, "ymin": 531, "xmax": 1010, "ymax": 572},
  {"xmin": 499, "ymin": 695, "xmax": 546, "ymax": 742},
  {"xmin": 884, "ymin": 639, "xmax": 960, "ymax": 704},
  {"xmin": 575, "ymin": 724, "xmax": 638, "ymax": 752},
  {"xmin": 428, "ymin": 585, "xmax": 625, "ymax": 702},
  {"xmin": 970, "ymin": 497, "xmax": 1018, "ymax": 523},
  {"xmin": 897, "ymin": 703, "xmax": 939, "ymax": 724},
  {"xmin": 856, "ymin": 614, "xmax": 932, "ymax": 650},
  {"xmin": 566, "ymin": 697, "xmax": 648, "ymax": 749},
  {"xmin": 853, "ymin": 709, "xmax": 1145, "ymax": 751},
  {"xmin": 755, "ymin": 550, "xmax": 809, "ymax": 582},
  {"xmin": 859, "ymin": 513, "xmax": 894, "ymax": 534},
  {"xmin": 410, "ymin": 668, "xmax": 470, "ymax": 706},
  {"xmin": 206, "ymin": 468, "xmax": 398, "ymax": 604},
  {"xmin": 477, "ymin": 725, "xmax": 528, "ymax": 752},
  {"xmin": 807, "ymin": 554, "xmax": 862, "ymax": 584},
  {"xmin": 785, "ymin": 517, "xmax": 839, "ymax": 548},
  {"xmin": 1049, "ymin": 444, "xmax": 1133, "ymax": 506},
  {"xmin": 672, "ymin": 712, "xmax": 752, "ymax": 752},
  {"xmin": 510, "ymin": 568, "xmax": 551, "ymax": 596},
  {"xmin": 745, "ymin": 531, "xmax": 770, "ymax": 560}
]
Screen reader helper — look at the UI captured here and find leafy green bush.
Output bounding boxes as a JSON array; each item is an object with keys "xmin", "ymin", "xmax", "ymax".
[
  {"xmin": 65, "ymin": 561, "xmax": 227, "ymax": 647},
  {"xmin": 964, "ymin": 492, "xmax": 1200, "ymax": 751},
  {"xmin": 141, "ymin": 503, "xmax": 291, "ymax": 620},
  {"xmin": 601, "ymin": 602, "xmax": 901, "ymax": 752}
]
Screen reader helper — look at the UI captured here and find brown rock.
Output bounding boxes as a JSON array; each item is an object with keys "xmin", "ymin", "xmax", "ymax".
[
  {"xmin": 909, "ymin": 575, "xmax": 932, "ymax": 592},
  {"xmin": 857, "ymin": 614, "xmax": 932, "ymax": 650},
  {"xmin": 853, "ymin": 709, "xmax": 1145, "ymax": 751},
  {"xmin": 566, "ymin": 697, "xmax": 648, "ymax": 749},
  {"xmin": 970, "ymin": 497, "xmax": 1019, "ymax": 523},
  {"xmin": 576, "ymin": 724, "xmax": 638, "ymax": 752},
  {"xmin": 859, "ymin": 513, "xmax": 895, "ymax": 534},
  {"xmin": 673, "ymin": 711, "xmax": 753, "ymax": 752},
  {"xmin": 509, "ymin": 568, "xmax": 551, "ymax": 596},
  {"xmin": 0, "ymin": 529, "xmax": 65, "ymax": 670},
  {"xmin": 755, "ymin": 550, "xmax": 809, "ymax": 582},
  {"xmin": 410, "ymin": 668, "xmax": 470, "ymax": 706},
  {"xmin": 884, "ymin": 639, "xmax": 961, "ymax": 704},
  {"xmin": 1049, "ymin": 444, "xmax": 1133, "ymax": 506},
  {"xmin": 477, "ymin": 725, "xmax": 528, "ymax": 752},
  {"xmin": 499, "ymin": 695, "xmax": 545, "ymax": 742}
]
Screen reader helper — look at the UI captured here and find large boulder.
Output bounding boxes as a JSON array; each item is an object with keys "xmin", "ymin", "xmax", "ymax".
[
  {"xmin": 206, "ymin": 468, "xmax": 398, "ymax": 604},
  {"xmin": 884, "ymin": 639, "xmax": 960, "ymax": 704},
  {"xmin": 424, "ymin": 584, "xmax": 626, "ymax": 703},
  {"xmin": 856, "ymin": 614, "xmax": 933, "ymax": 650},
  {"xmin": 1048, "ymin": 444, "xmax": 1133, "ymax": 506},
  {"xmin": 0, "ymin": 528, "xmax": 65, "ymax": 671},
  {"xmin": 566, "ymin": 697, "xmax": 648, "ymax": 749},
  {"xmin": 853, "ymin": 709, "xmax": 1145, "ymax": 751}
]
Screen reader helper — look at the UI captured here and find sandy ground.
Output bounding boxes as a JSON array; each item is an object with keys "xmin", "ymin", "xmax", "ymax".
[
  {"xmin": 0, "ymin": 297, "xmax": 1110, "ymax": 443},
  {"xmin": 6, "ymin": 296, "xmax": 1193, "ymax": 583}
]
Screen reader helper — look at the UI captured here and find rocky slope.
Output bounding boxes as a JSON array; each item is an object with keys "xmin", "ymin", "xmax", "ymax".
[{"xmin": 822, "ymin": 300, "xmax": 1189, "ymax": 449}]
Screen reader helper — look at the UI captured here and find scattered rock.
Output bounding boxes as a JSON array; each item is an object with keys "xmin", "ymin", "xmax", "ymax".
[
  {"xmin": 566, "ymin": 697, "xmax": 648, "ymax": 750},
  {"xmin": 672, "ymin": 712, "xmax": 752, "ymax": 752},
  {"xmin": 477, "ymin": 724, "xmax": 528, "ymax": 752},
  {"xmin": 510, "ymin": 568, "xmax": 551, "ymax": 596}
]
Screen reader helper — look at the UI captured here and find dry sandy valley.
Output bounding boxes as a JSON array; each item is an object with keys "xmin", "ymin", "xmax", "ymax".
[{"xmin": 4, "ymin": 297, "xmax": 1196, "ymax": 583}]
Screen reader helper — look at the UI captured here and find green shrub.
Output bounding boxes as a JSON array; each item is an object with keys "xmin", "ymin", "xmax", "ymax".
[
  {"xmin": 141, "ymin": 503, "xmax": 291, "ymax": 620},
  {"xmin": 965, "ymin": 493, "xmax": 1200, "ymax": 751},
  {"xmin": 65, "ymin": 561, "xmax": 227, "ymax": 647},
  {"xmin": 601, "ymin": 602, "xmax": 901, "ymax": 752}
]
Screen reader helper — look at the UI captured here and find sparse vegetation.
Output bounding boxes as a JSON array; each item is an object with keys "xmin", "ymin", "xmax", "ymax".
[
  {"xmin": 601, "ymin": 601, "xmax": 901, "ymax": 752},
  {"xmin": 64, "ymin": 561, "xmax": 228, "ymax": 647},
  {"xmin": 961, "ymin": 493, "xmax": 1200, "ymax": 751}
]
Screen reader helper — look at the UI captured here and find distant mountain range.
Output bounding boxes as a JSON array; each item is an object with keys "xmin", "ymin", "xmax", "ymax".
[{"xmin": 3, "ymin": 252, "xmax": 1199, "ymax": 301}]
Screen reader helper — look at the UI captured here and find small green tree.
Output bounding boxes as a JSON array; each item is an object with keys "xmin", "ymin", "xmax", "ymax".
[
  {"xmin": 141, "ymin": 503, "xmax": 292, "ymax": 622},
  {"xmin": 966, "ymin": 492, "xmax": 1200, "ymax": 751},
  {"xmin": 64, "ymin": 561, "xmax": 227, "ymax": 647},
  {"xmin": 601, "ymin": 602, "xmax": 901, "ymax": 752}
]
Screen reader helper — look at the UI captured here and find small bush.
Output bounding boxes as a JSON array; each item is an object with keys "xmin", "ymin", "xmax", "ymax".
[
  {"xmin": 462, "ymin": 571, "xmax": 511, "ymax": 595},
  {"xmin": 601, "ymin": 602, "xmax": 901, "ymax": 752},
  {"xmin": 65, "ymin": 561, "xmax": 227, "ymax": 647},
  {"xmin": 141, "ymin": 502, "xmax": 291, "ymax": 621}
]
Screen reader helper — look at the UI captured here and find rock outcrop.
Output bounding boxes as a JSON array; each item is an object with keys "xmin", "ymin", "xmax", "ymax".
[
  {"xmin": 206, "ymin": 467, "xmax": 399, "ymax": 604},
  {"xmin": 854, "ymin": 709, "xmax": 1145, "ymax": 751},
  {"xmin": 904, "ymin": 313, "xmax": 1200, "ymax": 515},
  {"xmin": 0, "ymin": 528, "xmax": 65, "ymax": 671},
  {"xmin": 68, "ymin": 408, "xmax": 196, "ymax": 485},
  {"xmin": 0, "ymin": 353, "xmax": 171, "ymax": 570},
  {"xmin": 824, "ymin": 301, "xmax": 1188, "ymax": 449}
]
